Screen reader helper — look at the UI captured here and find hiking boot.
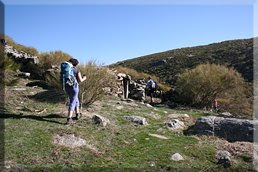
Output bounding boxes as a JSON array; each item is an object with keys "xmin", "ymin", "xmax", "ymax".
[
  {"xmin": 75, "ymin": 113, "xmax": 81, "ymax": 120},
  {"xmin": 66, "ymin": 118, "xmax": 73, "ymax": 125}
]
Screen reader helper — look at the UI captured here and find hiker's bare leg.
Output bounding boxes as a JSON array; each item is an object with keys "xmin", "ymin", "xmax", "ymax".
[
  {"xmin": 75, "ymin": 106, "xmax": 80, "ymax": 114},
  {"xmin": 68, "ymin": 110, "xmax": 73, "ymax": 118}
]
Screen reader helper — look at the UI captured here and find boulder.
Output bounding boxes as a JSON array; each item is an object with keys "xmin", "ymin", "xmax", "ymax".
[
  {"xmin": 170, "ymin": 153, "xmax": 184, "ymax": 161},
  {"xmin": 125, "ymin": 116, "xmax": 147, "ymax": 125},
  {"xmin": 185, "ymin": 116, "xmax": 258, "ymax": 142},
  {"xmin": 92, "ymin": 114, "xmax": 110, "ymax": 127},
  {"xmin": 129, "ymin": 88, "xmax": 145, "ymax": 101},
  {"xmin": 216, "ymin": 151, "xmax": 231, "ymax": 168},
  {"xmin": 164, "ymin": 119, "xmax": 185, "ymax": 130}
]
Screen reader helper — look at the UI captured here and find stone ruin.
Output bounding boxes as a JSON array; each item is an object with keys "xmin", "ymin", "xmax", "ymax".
[
  {"xmin": 106, "ymin": 70, "xmax": 150, "ymax": 102},
  {"xmin": 5, "ymin": 44, "xmax": 39, "ymax": 65}
]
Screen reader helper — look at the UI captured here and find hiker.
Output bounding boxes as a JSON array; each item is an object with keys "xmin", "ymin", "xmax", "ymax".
[
  {"xmin": 1, "ymin": 38, "xmax": 6, "ymax": 45},
  {"xmin": 122, "ymin": 74, "xmax": 131, "ymax": 99},
  {"xmin": 60, "ymin": 58, "xmax": 86, "ymax": 125},
  {"xmin": 146, "ymin": 77, "xmax": 158, "ymax": 104},
  {"xmin": 213, "ymin": 99, "xmax": 218, "ymax": 112}
]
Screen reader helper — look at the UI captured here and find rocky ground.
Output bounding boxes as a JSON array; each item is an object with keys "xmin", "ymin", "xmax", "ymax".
[{"xmin": 1, "ymin": 76, "xmax": 255, "ymax": 171}]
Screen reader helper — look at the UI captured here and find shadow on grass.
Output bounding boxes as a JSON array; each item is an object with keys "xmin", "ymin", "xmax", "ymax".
[
  {"xmin": 28, "ymin": 90, "xmax": 66, "ymax": 104},
  {"xmin": 0, "ymin": 113, "xmax": 66, "ymax": 125}
]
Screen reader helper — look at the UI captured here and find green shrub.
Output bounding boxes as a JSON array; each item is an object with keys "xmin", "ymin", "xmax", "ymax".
[
  {"xmin": 45, "ymin": 61, "xmax": 116, "ymax": 107},
  {"xmin": 0, "ymin": 55, "xmax": 20, "ymax": 86},
  {"xmin": 39, "ymin": 51, "xmax": 72, "ymax": 70},
  {"xmin": 79, "ymin": 61, "xmax": 116, "ymax": 106},
  {"xmin": 175, "ymin": 63, "xmax": 251, "ymax": 116},
  {"xmin": 0, "ymin": 55, "xmax": 20, "ymax": 72}
]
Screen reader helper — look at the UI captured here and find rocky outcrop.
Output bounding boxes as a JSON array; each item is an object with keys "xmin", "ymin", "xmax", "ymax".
[
  {"xmin": 107, "ymin": 70, "xmax": 147, "ymax": 101},
  {"xmin": 5, "ymin": 45, "xmax": 39, "ymax": 65},
  {"xmin": 185, "ymin": 116, "xmax": 258, "ymax": 142}
]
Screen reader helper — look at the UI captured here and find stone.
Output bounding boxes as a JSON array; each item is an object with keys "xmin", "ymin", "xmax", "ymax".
[
  {"xmin": 164, "ymin": 119, "xmax": 185, "ymax": 130},
  {"xmin": 53, "ymin": 134, "xmax": 86, "ymax": 148},
  {"xmin": 185, "ymin": 116, "xmax": 258, "ymax": 142},
  {"xmin": 149, "ymin": 134, "xmax": 168, "ymax": 140},
  {"xmin": 125, "ymin": 116, "xmax": 147, "ymax": 125},
  {"xmin": 129, "ymin": 89, "xmax": 145, "ymax": 101},
  {"xmin": 18, "ymin": 72, "xmax": 31, "ymax": 78},
  {"xmin": 216, "ymin": 151, "xmax": 231, "ymax": 168},
  {"xmin": 5, "ymin": 45, "xmax": 39, "ymax": 65},
  {"xmin": 146, "ymin": 104, "xmax": 153, "ymax": 108},
  {"xmin": 116, "ymin": 106, "xmax": 124, "ymax": 110},
  {"xmin": 219, "ymin": 112, "xmax": 233, "ymax": 117},
  {"xmin": 92, "ymin": 114, "xmax": 110, "ymax": 127},
  {"xmin": 170, "ymin": 153, "xmax": 184, "ymax": 161}
]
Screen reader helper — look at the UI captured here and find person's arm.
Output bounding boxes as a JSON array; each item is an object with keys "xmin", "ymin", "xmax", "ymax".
[{"xmin": 77, "ymin": 71, "xmax": 86, "ymax": 83}]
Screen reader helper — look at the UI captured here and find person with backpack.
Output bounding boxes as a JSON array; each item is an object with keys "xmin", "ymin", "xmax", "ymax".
[
  {"xmin": 60, "ymin": 58, "xmax": 86, "ymax": 125},
  {"xmin": 146, "ymin": 76, "xmax": 158, "ymax": 105}
]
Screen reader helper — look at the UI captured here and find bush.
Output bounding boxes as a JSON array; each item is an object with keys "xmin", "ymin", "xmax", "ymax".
[
  {"xmin": 174, "ymin": 63, "xmax": 252, "ymax": 116},
  {"xmin": 79, "ymin": 61, "xmax": 116, "ymax": 106},
  {"xmin": 45, "ymin": 61, "xmax": 116, "ymax": 106},
  {"xmin": 0, "ymin": 55, "xmax": 20, "ymax": 86},
  {"xmin": 39, "ymin": 51, "xmax": 72, "ymax": 70}
]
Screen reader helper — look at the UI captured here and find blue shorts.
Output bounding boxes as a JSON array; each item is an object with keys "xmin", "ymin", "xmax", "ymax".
[{"xmin": 65, "ymin": 84, "xmax": 79, "ymax": 111}]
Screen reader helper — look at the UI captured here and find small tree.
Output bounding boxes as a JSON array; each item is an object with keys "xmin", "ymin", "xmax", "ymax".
[
  {"xmin": 79, "ymin": 61, "xmax": 116, "ymax": 106},
  {"xmin": 175, "ymin": 63, "xmax": 251, "ymax": 116}
]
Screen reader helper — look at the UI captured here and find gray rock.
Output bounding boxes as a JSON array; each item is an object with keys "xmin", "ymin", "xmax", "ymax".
[
  {"xmin": 125, "ymin": 116, "xmax": 147, "ymax": 125},
  {"xmin": 53, "ymin": 134, "xmax": 86, "ymax": 148},
  {"xmin": 186, "ymin": 116, "xmax": 258, "ymax": 142},
  {"xmin": 146, "ymin": 104, "xmax": 153, "ymax": 108},
  {"xmin": 5, "ymin": 45, "xmax": 39, "ymax": 65},
  {"xmin": 170, "ymin": 153, "xmax": 184, "ymax": 161},
  {"xmin": 164, "ymin": 119, "xmax": 185, "ymax": 130},
  {"xmin": 92, "ymin": 114, "xmax": 110, "ymax": 127},
  {"xmin": 18, "ymin": 72, "xmax": 31, "ymax": 78},
  {"xmin": 216, "ymin": 151, "xmax": 231, "ymax": 168},
  {"xmin": 219, "ymin": 112, "xmax": 233, "ymax": 117}
]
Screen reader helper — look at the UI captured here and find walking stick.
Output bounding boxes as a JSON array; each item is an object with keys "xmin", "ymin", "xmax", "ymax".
[{"xmin": 80, "ymin": 91, "xmax": 86, "ymax": 112}]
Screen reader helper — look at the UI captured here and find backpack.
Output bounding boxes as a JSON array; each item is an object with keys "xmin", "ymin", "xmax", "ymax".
[
  {"xmin": 148, "ymin": 79, "xmax": 156, "ymax": 90},
  {"xmin": 60, "ymin": 62, "xmax": 77, "ymax": 90}
]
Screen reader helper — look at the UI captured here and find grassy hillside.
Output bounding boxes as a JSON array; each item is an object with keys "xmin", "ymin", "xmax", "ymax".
[
  {"xmin": 111, "ymin": 38, "xmax": 253, "ymax": 85},
  {"xmin": 1, "ymin": 75, "xmax": 254, "ymax": 171}
]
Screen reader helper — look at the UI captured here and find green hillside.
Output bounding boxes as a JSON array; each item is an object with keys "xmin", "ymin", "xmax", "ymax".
[{"xmin": 111, "ymin": 38, "xmax": 253, "ymax": 85}]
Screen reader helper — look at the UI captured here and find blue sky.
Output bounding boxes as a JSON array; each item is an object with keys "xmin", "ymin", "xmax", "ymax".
[{"xmin": 4, "ymin": 4, "xmax": 254, "ymax": 65}]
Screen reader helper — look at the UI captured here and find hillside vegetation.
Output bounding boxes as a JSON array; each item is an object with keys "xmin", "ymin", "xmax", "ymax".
[
  {"xmin": 112, "ymin": 38, "xmax": 253, "ymax": 85},
  {"xmin": 0, "ymin": 35, "xmax": 255, "ymax": 171}
]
